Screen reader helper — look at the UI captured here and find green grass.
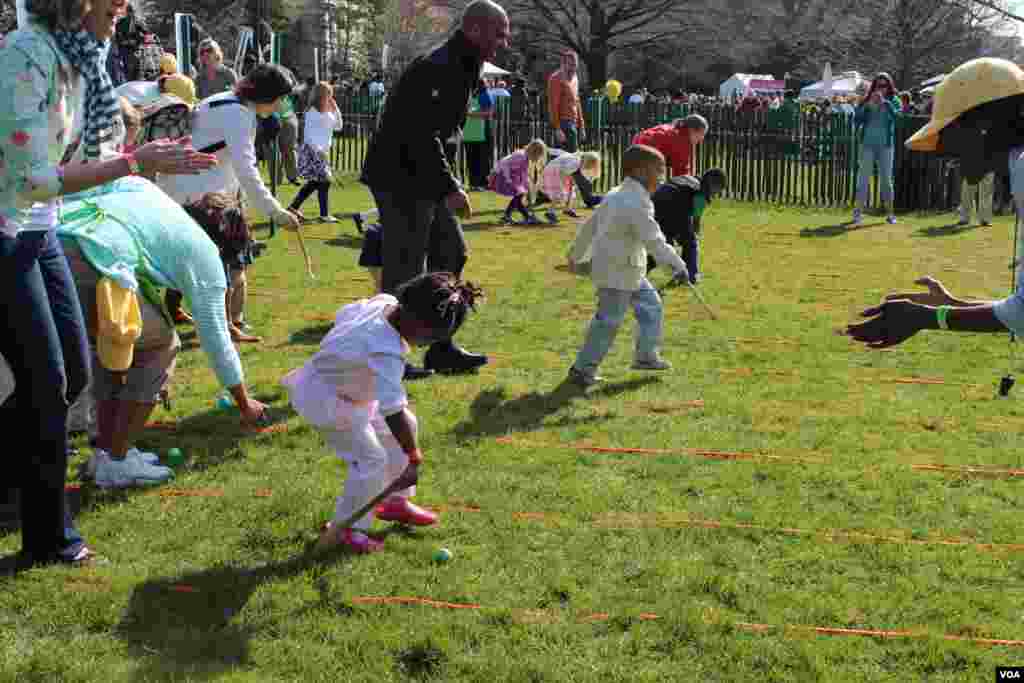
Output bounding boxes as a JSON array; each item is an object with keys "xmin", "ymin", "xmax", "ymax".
[{"xmin": 4, "ymin": 175, "xmax": 1024, "ymax": 681}]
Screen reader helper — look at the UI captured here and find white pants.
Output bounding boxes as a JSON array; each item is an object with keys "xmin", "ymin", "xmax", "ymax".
[
  {"xmin": 321, "ymin": 408, "xmax": 416, "ymax": 530},
  {"xmin": 960, "ymin": 173, "xmax": 994, "ymax": 224}
]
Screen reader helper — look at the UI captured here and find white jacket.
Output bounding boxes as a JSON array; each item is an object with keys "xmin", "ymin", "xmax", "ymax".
[
  {"xmin": 157, "ymin": 92, "xmax": 285, "ymax": 217},
  {"xmin": 569, "ymin": 177, "xmax": 687, "ymax": 291}
]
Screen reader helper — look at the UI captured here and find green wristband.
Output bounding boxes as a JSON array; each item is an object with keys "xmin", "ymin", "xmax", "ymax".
[{"xmin": 936, "ymin": 305, "xmax": 951, "ymax": 330}]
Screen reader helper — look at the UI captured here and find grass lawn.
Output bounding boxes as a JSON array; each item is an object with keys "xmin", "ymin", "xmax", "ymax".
[{"xmin": 4, "ymin": 174, "xmax": 1024, "ymax": 681}]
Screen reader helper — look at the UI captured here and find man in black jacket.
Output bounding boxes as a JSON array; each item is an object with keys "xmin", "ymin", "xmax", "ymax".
[{"xmin": 361, "ymin": 0, "xmax": 509, "ymax": 375}]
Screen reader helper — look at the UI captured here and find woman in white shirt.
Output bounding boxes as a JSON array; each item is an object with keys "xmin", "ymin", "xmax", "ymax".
[
  {"xmin": 287, "ymin": 82, "xmax": 342, "ymax": 222},
  {"xmin": 158, "ymin": 64, "xmax": 300, "ymax": 341}
]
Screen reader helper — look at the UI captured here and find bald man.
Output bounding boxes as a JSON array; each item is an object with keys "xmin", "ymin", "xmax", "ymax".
[{"xmin": 360, "ymin": 0, "xmax": 510, "ymax": 376}]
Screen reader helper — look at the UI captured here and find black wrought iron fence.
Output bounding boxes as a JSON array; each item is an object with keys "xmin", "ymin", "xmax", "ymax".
[{"xmin": 327, "ymin": 93, "xmax": 972, "ymax": 212}]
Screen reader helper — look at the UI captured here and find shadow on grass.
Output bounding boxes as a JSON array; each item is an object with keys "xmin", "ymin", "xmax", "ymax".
[
  {"xmin": 915, "ymin": 222, "xmax": 982, "ymax": 237},
  {"xmin": 799, "ymin": 220, "xmax": 887, "ymax": 238},
  {"xmin": 452, "ymin": 376, "xmax": 661, "ymax": 439},
  {"xmin": 0, "ymin": 392, "xmax": 297, "ymax": 540},
  {"xmin": 115, "ymin": 544, "xmax": 361, "ymax": 681},
  {"xmin": 283, "ymin": 322, "xmax": 333, "ymax": 347}
]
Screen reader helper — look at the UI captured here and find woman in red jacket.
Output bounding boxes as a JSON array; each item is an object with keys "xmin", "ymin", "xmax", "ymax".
[{"xmin": 632, "ymin": 114, "xmax": 708, "ymax": 178}]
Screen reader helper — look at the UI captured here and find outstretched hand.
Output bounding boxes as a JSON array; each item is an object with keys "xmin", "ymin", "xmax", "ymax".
[
  {"xmin": 845, "ymin": 299, "xmax": 930, "ymax": 349},
  {"xmin": 882, "ymin": 276, "xmax": 954, "ymax": 306}
]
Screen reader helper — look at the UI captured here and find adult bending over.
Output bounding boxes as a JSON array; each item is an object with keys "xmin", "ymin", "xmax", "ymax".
[
  {"xmin": 160, "ymin": 64, "xmax": 301, "ymax": 341},
  {"xmin": 0, "ymin": 0, "xmax": 215, "ymax": 568},
  {"xmin": 632, "ymin": 115, "xmax": 708, "ymax": 179},
  {"xmin": 360, "ymin": 0, "xmax": 510, "ymax": 375}
]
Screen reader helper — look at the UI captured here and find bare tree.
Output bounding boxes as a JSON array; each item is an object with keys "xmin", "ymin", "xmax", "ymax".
[
  {"xmin": 848, "ymin": 0, "xmax": 1006, "ymax": 88},
  {"xmin": 437, "ymin": 0, "xmax": 708, "ymax": 90}
]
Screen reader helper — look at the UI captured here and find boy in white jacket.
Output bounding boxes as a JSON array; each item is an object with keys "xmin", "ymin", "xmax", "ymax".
[{"xmin": 566, "ymin": 145, "xmax": 689, "ymax": 387}]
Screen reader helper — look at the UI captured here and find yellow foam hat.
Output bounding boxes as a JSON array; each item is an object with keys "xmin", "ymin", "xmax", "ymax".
[
  {"xmin": 906, "ymin": 58, "xmax": 1024, "ymax": 152},
  {"xmin": 95, "ymin": 277, "xmax": 142, "ymax": 372},
  {"xmin": 161, "ymin": 73, "xmax": 197, "ymax": 105}
]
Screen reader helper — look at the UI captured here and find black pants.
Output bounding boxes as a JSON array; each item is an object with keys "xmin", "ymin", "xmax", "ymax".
[
  {"xmin": 505, "ymin": 194, "xmax": 531, "ymax": 219},
  {"xmin": 290, "ymin": 179, "xmax": 331, "ymax": 217},
  {"xmin": 464, "ymin": 140, "xmax": 493, "ymax": 188},
  {"xmin": 371, "ymin": 188, "xmax": 467, "ymax": 295}
]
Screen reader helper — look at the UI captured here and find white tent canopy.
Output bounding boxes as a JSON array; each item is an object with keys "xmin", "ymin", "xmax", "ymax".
[
  {"xmin": 800, "ymin": 71, "xmax": 867, "ymax": 99},
  {"xmin": 718, "ymin": 73, "xmax": 775, "ymax": 99},
  {"xmin": 482, "ymin": 61, "xmax": 511, "ymax": 77}
]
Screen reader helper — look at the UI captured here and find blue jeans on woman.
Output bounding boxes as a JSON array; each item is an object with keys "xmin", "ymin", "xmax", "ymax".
[
  {"xmin": 0, "ymin": 229, "xmax": 91, "ymax": 564},
  {"xmin": 573, "ymin": 279, "xmax": 664, "ymax": 378},
  {"xmin": 856, "ymin": 143, "xmax": 895, "ymax": 205}
]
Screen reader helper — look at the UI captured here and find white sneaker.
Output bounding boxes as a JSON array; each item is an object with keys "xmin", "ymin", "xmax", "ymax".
[
  {"xmin": 83, "ymin": 447, "xmax": 160, "ymax": 479},
  {"xmin": 319, "ymin": 215, "xmax": 339, "ymax": 223},
  {"xmin": 851, "ymin": 208, "xmax": 862, "ymax": 225},
  {"xmin": 94, "ymin": 450, "xmax": 174, "ymax": 489}
]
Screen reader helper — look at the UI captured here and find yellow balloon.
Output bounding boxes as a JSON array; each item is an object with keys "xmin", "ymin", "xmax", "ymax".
[{"xmin": 605, "ymin": 79, "xmax": 622, "ymax": 101}]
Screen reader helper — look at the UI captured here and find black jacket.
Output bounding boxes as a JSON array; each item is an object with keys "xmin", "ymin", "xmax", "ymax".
[
  {"xmin": 360, "ymin": 30, "xmax": 483, "ymax": 200},
  {"xmin": 652, "ymin": 177, "xmax": 702, "ymax": 243}
]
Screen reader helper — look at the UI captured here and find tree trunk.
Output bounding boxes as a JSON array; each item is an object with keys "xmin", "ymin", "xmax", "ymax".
[{"xmin": 584, "ymin": 44, "xmax": 608, "ymax": 95}]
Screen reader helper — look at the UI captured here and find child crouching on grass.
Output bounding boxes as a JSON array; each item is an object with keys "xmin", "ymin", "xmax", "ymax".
[
  {"xmin": 540, "ymin": 150, "xmax": 602, "ymax": 223},
  {"xmin": 565, "ymin": 145, "xmax": 689, "ymax": 387},
  {"xmin": 282, "ymin": 272, "xmax": 482, "ymax": 553},
  {"xmin": 488, "ymin": 139, "xmax": 547, "ymax": 225}
]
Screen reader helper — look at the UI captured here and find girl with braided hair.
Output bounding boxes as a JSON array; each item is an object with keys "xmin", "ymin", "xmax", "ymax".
[{"xmin": 282, "ymin": 272, "xmax": 483, "ymax": 554}]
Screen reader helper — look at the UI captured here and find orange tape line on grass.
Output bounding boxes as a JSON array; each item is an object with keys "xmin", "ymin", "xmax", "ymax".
[
  {"xmin": 497, "ymin": 436, "xmax": 1024, "ymax": 480},
  {"xmin": 349, "ymin": 596, "xmax": 482, "ymax": 609},
  {"xmin": 345, "ymin": 597, "xmax": 1024, "ymax": 646},
  {"xmin": 494, "ymin": 436, "xmax": 826, "ymax": 465},
  {"xmin": 432, "ymin": 501, "xmax": 1024, "ymax": 553},
  {"xmin": 734, "ymin": 622, "xmax": 1024, "ymax": 647},
  {"xmin": 912, "ymin": 463, "xmax": 1024, "ymax": 478}
]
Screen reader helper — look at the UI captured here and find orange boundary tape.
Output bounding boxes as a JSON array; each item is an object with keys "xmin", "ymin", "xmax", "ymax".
[
  {"xmin": 344, "ymin": 596, "xmax": 1024, "ymax": 647},
  {"xmin": 495, "ymin": 436, "xmax": 1024, "ymax": 479},
  {"xmin": 494, "ymin": 436, "xmax": 826, "ymax": 465},
  {"xmin": 430, "ymin": 500, "xmax": 1024, "ymax": 554}
]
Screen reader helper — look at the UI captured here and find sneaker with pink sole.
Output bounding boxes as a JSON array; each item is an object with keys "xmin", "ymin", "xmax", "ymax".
[
  {"xmin": 341, "ymin": 528, "xmax": 385, "ymax": 554},
  {"xmin": 375, "ymin": 497, "xmax": 439, "ymax": 526}
]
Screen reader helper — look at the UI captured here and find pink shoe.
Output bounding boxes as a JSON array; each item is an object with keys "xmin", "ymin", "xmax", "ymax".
[
  {"xmin": 341, "ymin": 528, "xmax": 385, "ymax": 554},
  {"xmin": 375, "ymin": 497, "xmax": 439, "ymax": 526}
]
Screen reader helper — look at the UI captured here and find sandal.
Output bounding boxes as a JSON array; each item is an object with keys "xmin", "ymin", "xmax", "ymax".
[{"xmin": 230, "ymin": 326, "xmax": 262, "ymax": 344}]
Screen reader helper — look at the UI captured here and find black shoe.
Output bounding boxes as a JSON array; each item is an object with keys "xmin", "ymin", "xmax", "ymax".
[
  {"xmin": 352, "ymin": 214, "xmax": 365, "ymax": 234},
  {"xmin": 403, "ymin": 363, "xmax": 435, "ymax": 381},
  {"xmin": 423, "ymin": 341, "xmax": 488, "ymax": 374},
  {"xmin": 584, "ymin": 195, "xmax": 604, "ymax": 209}
]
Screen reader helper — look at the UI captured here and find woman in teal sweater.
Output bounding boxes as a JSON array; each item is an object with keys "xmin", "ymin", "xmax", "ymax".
[{"xmin": 853, "ymin": 73, "xmax": 901, "ymax": 225}]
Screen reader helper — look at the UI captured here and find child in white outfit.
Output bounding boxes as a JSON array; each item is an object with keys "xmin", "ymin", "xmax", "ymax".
[
  {"xmin": 282, "ymin": 272, "xmax": 483, "ymax": 553},
  {"xmin": 566, "ymin": 145, "xmax": 689, "ymax": 386}
]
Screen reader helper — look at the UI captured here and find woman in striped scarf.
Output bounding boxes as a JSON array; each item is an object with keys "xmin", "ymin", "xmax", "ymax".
[{"xmin": 0, "ymin": 0, "xmax": 218, "ymax": 571}]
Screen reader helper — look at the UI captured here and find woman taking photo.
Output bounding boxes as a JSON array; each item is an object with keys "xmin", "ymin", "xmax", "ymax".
[
  {"xmin": 0, "ymin": 0, "xmax": 216, "ymax": 569},
  {"xmin": 852, "ymin": 72, "xmax": 902, "ymax": 226}
]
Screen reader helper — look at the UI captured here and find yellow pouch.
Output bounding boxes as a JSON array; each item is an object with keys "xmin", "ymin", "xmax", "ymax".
[{"xmin": 95, "ymin": 277, "xmax": 142, "ymax": 372}]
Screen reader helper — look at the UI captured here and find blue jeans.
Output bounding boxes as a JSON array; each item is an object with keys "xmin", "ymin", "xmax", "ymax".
[
  {"xmin": 0, "ymin": 229, "xmax": 91, "ymax": 561},
  {"xmin": 560, "ymin": 121, "xmax": 580, "ymax": 153},
  {"xmin": 573, "ymin": 279, "xmax": 663, "ymax": 377},
  {"xmin": 856, "ymin": 143, "xmax": 895, "ymax": 205}
]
